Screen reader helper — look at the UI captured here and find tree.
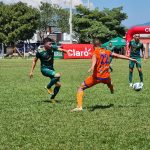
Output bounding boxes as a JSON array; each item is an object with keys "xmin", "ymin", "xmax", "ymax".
[
  {"xmin": 38, "ymin": 2, "xmax": 69, "ymax": 41},
  {"xmin": 0, "ymin": 2, "xmax": 39, "ymax": 46},
  {"xmin": 38, "ymin": 2, "xmax": 56, "ymax": 40},
  {"xmin": 73, "ymin": 5, "xmax": 127, "ymax": 43},
  {"xmin": 57, "ymin": 8, "xmax": 69, "ymax": 33}
]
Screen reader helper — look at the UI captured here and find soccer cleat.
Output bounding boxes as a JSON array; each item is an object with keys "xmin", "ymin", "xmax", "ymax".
[
  {"xmin": 71, "ymin": 107, "xmax": 83, "ymax": 112},
  {"xmin": 129, "ymin": 83, "xmax": 133, "ymax": 87},
  {"xmin": 47, "ymin": 88, "xmax": 53, "ymax": 95},
  {"xmin": 45, "ymin": 86, "xmax": 54, "ymax": 95},
  {"xmin": 111, "ymin": 89, "xmax": 114, "ymax": 94},
  {"xmin": 140, "ymin": 82, "xmax": 144, "ymax": 87}
]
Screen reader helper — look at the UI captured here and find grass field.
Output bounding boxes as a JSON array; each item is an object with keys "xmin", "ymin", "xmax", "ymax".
[{"xmin": 0, "ymin": 58, "xmax": 150, "ymax": 150}]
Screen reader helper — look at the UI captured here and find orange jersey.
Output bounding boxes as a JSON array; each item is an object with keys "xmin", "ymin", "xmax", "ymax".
[{"xmin": 92, "ymin": 47, "xmax": 112, "ymax": 79}]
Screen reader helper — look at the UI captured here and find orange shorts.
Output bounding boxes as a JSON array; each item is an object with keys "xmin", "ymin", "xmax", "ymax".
[{"xmin": 83, "ymin": 76, "xmax": 111, "ymax": 89}]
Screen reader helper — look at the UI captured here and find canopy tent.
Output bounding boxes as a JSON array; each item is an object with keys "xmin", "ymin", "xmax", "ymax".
[{"xmin": 102, "ymin": 37, "xmax": 126, "ymax": 48}]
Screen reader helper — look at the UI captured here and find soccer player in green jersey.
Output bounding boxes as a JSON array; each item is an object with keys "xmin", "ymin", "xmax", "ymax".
[
  {"xmin": 106, "ymin": 42, "xmax": 115, "ymax": 72},
  {"xmin": 129, "ymin": 34, "xmax": 146, "ymax": 87},
  {"xmin": 29, "ymin": 37, "xmax": 69, "ymax": 103},
  {"xmin": 106, "ymin": 42, "xmax": 115, "ymax": 52}
]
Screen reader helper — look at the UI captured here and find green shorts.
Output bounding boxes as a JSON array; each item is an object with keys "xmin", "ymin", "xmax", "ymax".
[
  {"xmin": 129, "ymin": 57, "xmax": 141, "ymax": 69},
  {"xmin": 41, "ymin": 67, "xmax": 56, "ymax": 78}
]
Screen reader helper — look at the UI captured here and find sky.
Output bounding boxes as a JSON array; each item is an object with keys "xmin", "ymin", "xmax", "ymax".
[
  {"xmin": 91, "ymin": 0, "xmax": 150, "ymax": 27},
  {"xmin": 1, "ymin": 0, "xmax": 150, "ymax": 27}
]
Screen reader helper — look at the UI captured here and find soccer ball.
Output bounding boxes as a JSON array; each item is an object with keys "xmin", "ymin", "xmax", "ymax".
[{"xmin": 133, "ymin": 82, "xmax": 142, "ymax": 91}]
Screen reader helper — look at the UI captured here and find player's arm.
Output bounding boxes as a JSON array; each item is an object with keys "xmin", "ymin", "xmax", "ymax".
[
  {"xmin": 112, "ymin": 52, "xmax": 138, "ymax": 63},
  {"xmin": 58, "ymin": 47, "xmax": 70, "ymax": 55},
  {"xmin": 29, "ymin": 57, "xmax": 38, "ymax": 78},
  {"xmin": 88, "ymin": 54, "xmax": 96, "ymax": 72},
  {"xmin": 126, "ymin": 41, "xmax": 131, "ymax": 56},
  {"xmin": 52, "ymin": 44, "xmax": 70, "ymax": 55},
  {"xmin": 141, "ymin": 44, "xmax": 146, "ymax": 63},
  {"xmin": 128, "ymin": 41, "xmax": 131, "ymax": 50}
]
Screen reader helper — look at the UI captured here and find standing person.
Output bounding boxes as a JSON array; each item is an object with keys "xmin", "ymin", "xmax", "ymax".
[
  {"xmin": 106, "ymin": 42, "xmax": 115, "ymax": 72},
  {"xmin": 29, "ymin": 37, "xmax": 69, "ymax": 103},
  {"xmin": 71, "ymin": 39, "xmax": 137, "ymax": 112},
  {"xmin": 128, "ymin": 34, "xmax": 146, "ymax": 87}
]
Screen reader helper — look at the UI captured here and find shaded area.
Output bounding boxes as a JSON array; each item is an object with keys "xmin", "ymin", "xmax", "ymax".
[
  {"xmin": 87, "ymin": 104, "xmax": 114, "ymax": 111},
  {"xmin": 43, "ymin": 99, "xmax": 62, "ymax": 104}
]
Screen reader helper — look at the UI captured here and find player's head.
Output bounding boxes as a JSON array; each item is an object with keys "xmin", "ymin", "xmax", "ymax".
[
  {"xmin": 133, "ymin": 34, "xmax": 140, "ymax": 41},
  {"xmin": 93, "ymin": 38, "xmax": 102, "ymax": 47},
  {"xmin": 43, "ymin": 38, "xmax": 54, "ymax": 50},
  {"xmin": 109, "ymin": 42, "xmax": 112, "ymax": 46}
]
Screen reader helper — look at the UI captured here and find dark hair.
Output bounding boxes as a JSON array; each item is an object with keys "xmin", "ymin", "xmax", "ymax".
[
  {"xmin": 93, "ymin": 38, "xmax": 101, "ymax": 47},
  {"xmin": 43, "ymin": 38, "xmax": 54, "ymax": 44}
]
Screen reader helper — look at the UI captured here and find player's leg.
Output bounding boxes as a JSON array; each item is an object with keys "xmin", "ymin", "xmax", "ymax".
[
  {"xmin": 138, "ymin": 68, "xmax": 143, "ymax": 86},
  {"xmin": 41, "ymin": 67, "xmax": 61, "ymax": 94},
  {"xmin": 71, "ymin": 76, "xmax": 96, "ymax": 112},
  {"xmin": 129, "ymin": 60, "xmax": 135, "ymax": 87},
  {"xmin": 106, "ymin": 78, "xmax": 114, "ymax": 94},
  {"xmin": 47, "ymin": 73, "xmax": 61, "ymax": 89},
  {"xmin": 129, "ymin": 68, "xmax": 134, "ymax": 87},
  {"xmin": 136, "ymin": 59, "xmax": 143, "ymax": 86},
  {"xmin": 50, "ymin": 81, "xmax": 61, "ymax": 103}
]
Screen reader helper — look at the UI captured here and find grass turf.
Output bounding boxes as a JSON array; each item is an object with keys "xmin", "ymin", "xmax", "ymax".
[{"xmin": 0, "ymin": 58, "xmax": 150, "ymax": 150}]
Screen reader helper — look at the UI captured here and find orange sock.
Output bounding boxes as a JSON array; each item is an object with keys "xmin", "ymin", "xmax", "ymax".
[{"xmin": 77, "ymin": 91, "xmax": 84, "ymax": 108}]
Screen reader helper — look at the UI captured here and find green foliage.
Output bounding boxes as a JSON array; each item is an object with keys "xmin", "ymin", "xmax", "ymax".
[
  {"xmin": 73, "ymin": 5, "xmax": 127, "ymax": 43},
  {"xmin": 57, "ymin": 8, "xmax": 69, "ymax": 33},
  {"xmin": 0, "ymin": 2, "xmax": 39, "ymax": 45},
  {"xmin": 38, "ymin": 2, "xmax": 69, "ymax": 40},
  {"xmin": 38, "ymin": 2, "xmax": 56, "ymax": 33},
  {"xmin": 0, "ymin": 59, "xmax": 150, "ymax": 149}
]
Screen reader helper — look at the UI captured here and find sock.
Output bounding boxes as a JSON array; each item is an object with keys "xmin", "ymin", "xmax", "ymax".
[
  {"xmin": 51, "ymin": 86, "xmax": 61, "ymax": 99},
  {"xmin": 107, "ymin": 83, "xmax": 114, "ymax": 94},
  {"xmin": 139, "ymin": 71, "xmax": 143, "ymax": 82},
  {"xmin": 129, "ymin": 71, "xmax": 133, "ymax": 83},
  {"xmin": 109, "ymin": 84, "xmax": 114, "ymax": 94},
  {"xmin": 77, "ymin": 91, "xmax": 84, "ymax": 108},
  {"xmin": 47, "ymin": 78, "xmax": 59, "ymax": 89}
]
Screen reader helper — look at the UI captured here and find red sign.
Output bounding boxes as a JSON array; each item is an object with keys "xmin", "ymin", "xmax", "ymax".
[
  {"xmin": 125, "ymin": 26, "xmax": 150, "ymax": 56},
  {"xmin": 62, "ymin": 44, "xmax": 94, "ymax": 59}
]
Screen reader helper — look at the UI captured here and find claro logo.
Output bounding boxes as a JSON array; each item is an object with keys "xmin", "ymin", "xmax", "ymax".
[
  {"xmin": 145, "ymin": 28, "xmax": 150, "ymax": 32},
  {"xmin": 68, "ymin": 47, "xmax": 92, "ymax": 57}
]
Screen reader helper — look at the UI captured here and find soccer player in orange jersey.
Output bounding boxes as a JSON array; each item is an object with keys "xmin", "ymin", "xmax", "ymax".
[{"xmin": 71, "ymin": 39, "xmax": 138, "ymax": 112}]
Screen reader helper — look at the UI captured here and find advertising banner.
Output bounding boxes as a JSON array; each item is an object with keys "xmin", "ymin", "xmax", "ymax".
[
  {"xmin": 62, "ymin": 44, "xmax": 94, "ymax": 59},
  {"xmin": 54, "ymin": 50, "xmax": 63, "ymax": 59}
]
